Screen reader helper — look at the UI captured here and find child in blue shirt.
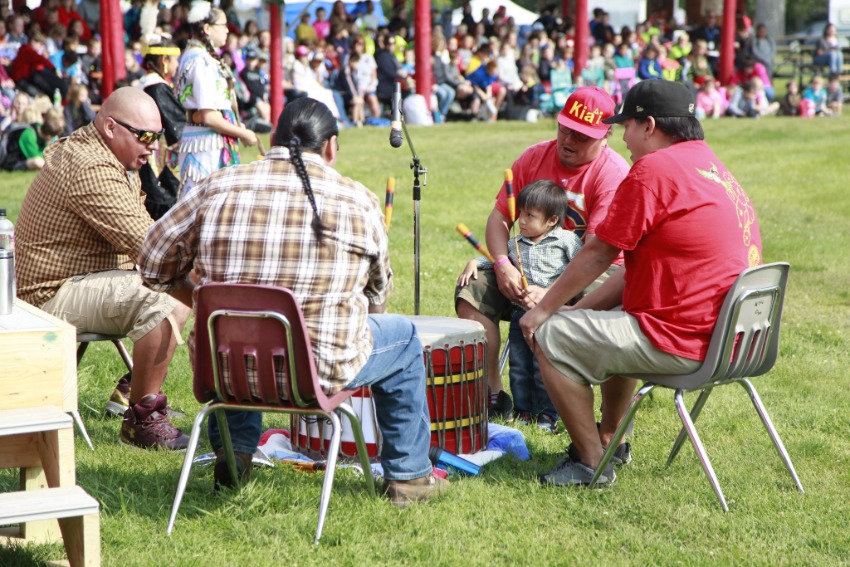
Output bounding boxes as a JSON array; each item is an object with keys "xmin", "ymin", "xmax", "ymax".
[
  {"xmin": 803, "ymin": 75, "xmax": 829, "ymax": 115},
  {"xmin": 457, "ymin": 180, "xmax": 582, "ymax": 433}
]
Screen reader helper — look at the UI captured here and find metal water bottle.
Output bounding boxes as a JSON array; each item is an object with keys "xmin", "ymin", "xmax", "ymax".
[{"xmin": 0, "ymin": 208, "xmax": 16, "ymax": 315}]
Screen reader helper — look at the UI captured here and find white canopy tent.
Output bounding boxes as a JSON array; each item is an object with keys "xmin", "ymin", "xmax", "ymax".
[{"xmin": 451, "ymin": 0, "xmax": 540, "ymax": 28}]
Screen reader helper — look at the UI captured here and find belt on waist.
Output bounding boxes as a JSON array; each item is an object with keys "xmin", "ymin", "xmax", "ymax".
[{"xmin": 185, "ymin": 110, "xmax": 207, "ymax": 126}]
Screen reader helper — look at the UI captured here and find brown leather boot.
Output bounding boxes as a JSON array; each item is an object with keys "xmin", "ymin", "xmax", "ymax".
[
  {"xmin": 119, "ymin": 393, "xmax": 189, "ymax": 450},
  {"xmin": 382, "ymin": 474, "xmax": 449, "ymax": 508},
  {"xmin": 213, "ymin": 449, "xmax": 254, "ymax": 490}
]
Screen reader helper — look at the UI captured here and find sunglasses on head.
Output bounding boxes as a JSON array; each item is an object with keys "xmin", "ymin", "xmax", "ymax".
[{"xmin": 111, "ymin": 117, "xmax": 164, "ymax": 145}]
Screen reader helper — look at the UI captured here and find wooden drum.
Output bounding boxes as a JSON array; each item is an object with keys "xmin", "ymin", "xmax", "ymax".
[
  {"xmin": 291, "ymin": 316, "xmax": 488, "ymax": 459},
  {"xmin": 410, "ymin": 316, "xmax": 488, "ymax": 455}
]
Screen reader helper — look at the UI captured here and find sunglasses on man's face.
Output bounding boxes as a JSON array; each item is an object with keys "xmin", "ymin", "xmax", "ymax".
[{"xmin": 111, "ymin": 117, "xmax": 164, "ymax": 145}]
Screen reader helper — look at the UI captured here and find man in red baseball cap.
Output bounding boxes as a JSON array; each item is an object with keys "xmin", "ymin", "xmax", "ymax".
[{"xmin": 455, "ymin": 86, "xmax": 630, "ymax": 423}]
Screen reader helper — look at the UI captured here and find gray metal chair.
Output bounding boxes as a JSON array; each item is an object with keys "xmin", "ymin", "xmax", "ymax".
[
  {"xmin": 589, "ymin": 262, "xmax": 804, "ymax": 510},
  {"xmin": 73, "ymin": 332, "xmax": 134, "ymax": 450},
  {"xmin": 76, "ymin": 333, "xmax": 133, "ymax": 372}
]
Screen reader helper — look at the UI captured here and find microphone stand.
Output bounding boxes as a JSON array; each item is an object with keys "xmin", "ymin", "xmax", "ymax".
[{"xmin": 399, "ymin": 111, "xmax": 426, "ymax": 315}]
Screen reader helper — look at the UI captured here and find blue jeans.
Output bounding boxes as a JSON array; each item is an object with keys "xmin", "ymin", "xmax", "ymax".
[
  {"xmin": 332, "ymin": 89, "xmax": 351, "ymax": 125},
  {"xmin": 209, "ymin": 314, "xmax": 433, "ymax": 481},
  {"xmin": 434, "ymin": 83, "xmax": 456, "ymax": 122},
  {"xmin": 814, "ymin": 51, "xmax": 844, "ymax": 75},
  {"xmin": 508, "ymin": 309, "xmax": 557, "ymax": 418},
  {"xmin": 209, "ymin": 409, "xmax": 262, "ymax": 456}
]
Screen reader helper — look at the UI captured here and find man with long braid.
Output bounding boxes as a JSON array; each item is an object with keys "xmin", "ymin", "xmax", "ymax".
[{"xmin": 139, "ymin": 98, "xmax": 448, "ymax": 505}]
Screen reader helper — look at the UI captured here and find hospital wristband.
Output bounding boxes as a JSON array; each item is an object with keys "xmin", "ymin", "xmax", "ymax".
[{"xmin": 494, "ymin": 257, "xmax": 510, "ymax": 269}]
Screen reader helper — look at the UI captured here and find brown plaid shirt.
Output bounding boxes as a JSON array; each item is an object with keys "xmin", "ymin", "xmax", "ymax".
[
  {"xmin": 139, "ymin": 147, "xmax": 392, "ymax": 393},
  {"xmin": 15, "ymin": 123, "xmax": 152, "ymax": 307}
]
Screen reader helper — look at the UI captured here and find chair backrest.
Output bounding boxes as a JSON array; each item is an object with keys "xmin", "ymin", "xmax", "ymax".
[
  {"xmin": 648, "ymin": 262, "xmax": 790, "ymax": 390},
  {"xmin": 193, "ymin": 283, "xmax": 330, "ymax": 411},
  {"xmin": 613, "ymin": 66, "xmax": 637, "ymax": 81},
  {"xmin": 550, "ymin": 68, "xmax": 573, "ymax": 93},
  {"xmin": 580, "ymin": 67, "xmax": 605, "ymax": 87}
]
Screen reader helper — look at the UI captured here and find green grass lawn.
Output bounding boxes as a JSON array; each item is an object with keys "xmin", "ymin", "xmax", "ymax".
[{"xmin": 1, "ymin": 114, "xmax": 850, "ymax": 566}]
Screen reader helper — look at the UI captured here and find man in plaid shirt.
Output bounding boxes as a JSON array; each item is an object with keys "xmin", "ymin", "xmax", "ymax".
[{"xmin": 139, "ymin": 98, "xmax": 447, "ymax": 505}]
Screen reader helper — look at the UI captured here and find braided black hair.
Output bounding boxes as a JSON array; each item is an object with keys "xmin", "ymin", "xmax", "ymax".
[{"xmin": 273, "ymin": 98, "xmax": 339, "ymax": 243}]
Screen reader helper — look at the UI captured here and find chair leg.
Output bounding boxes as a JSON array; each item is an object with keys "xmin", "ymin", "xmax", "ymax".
[
  {"xmin": 738, "ymin": 379, "xmax": 805, "ymax": 493},
  {"xmin": 590, "ymin": 383, "xmax": 655, "ymax": 487},
  {"xmin": 337, "ymin": 402, "xmax": 376, "ymax": 496},
  {"xmin": 498, "ymin": 338, "xmax": 509, "ymax": 376},
  {"xmin": 215, "ymin": 408, "xmax": 241, "ymax": 488},
  {"xmin": 70, "ymin": 410, "xmax": 94, "ymax": 450},
  {"xmin": 112, "ymin": 339, "xmax": 134, "ymax": 371},
  {"xmin": 167, "ymin": 404, "xmax": 212, "ymax": 535},
  {"xmin": 666, "ymin": 387, "xmax": 714, "ymax": 466},
  {"xmin": 673, "ymin": 389, "xmax": 729, "ymax": 512},
  {"xmin": 315, "ymin": 411, "xmax": 343, "ymax": 546},
  {"xmin": 76, "ymin": 342, "xmax": 89, "ymax": 366}
]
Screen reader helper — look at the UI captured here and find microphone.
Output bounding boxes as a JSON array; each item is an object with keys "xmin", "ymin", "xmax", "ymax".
[{"xmin": 389, "ymin": 82, "xmax": 403, "ymax": 148}]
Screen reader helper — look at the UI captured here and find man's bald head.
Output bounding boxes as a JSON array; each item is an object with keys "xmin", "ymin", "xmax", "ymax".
[
  {"xmin": 96, "ymin": 87, "xmax": 161, "ymax": 131},
  {"xmin": 95, "ymin": 87, "xmax": 163, "ymax": 171}
]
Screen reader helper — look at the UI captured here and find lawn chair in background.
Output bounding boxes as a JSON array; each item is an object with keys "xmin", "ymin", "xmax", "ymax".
[
  {"xmin": 167, "ymin": 283, "xmax": 376, "ymax": 545},
  {"xmin": 581, "ymin": 67, "xmax": 606, "ymax": 88},
  {"xmin": 612, "ymin": 67, "xmax": 637, "ymax": 108},
  {"xmin": 540, "ymin": 68, "xmax": 574, "ymax": 115},
  {"xmin": 590, "ymin": 262, "xmax": 804, "ymax": 510}
]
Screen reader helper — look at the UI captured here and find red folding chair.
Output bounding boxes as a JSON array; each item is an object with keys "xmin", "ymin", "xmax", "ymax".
[{"xmin": 166, "ymin": 283, "xmax": 376, "ymax": 545}]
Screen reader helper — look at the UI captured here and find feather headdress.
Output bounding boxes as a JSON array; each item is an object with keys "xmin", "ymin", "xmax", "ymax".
[{"xmin": 187, "ymin": 1, "xmax": 212, "ymax": 24}]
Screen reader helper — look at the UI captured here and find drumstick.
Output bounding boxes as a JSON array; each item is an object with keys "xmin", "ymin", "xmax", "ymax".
[
  {"xmin": 385, "ymin": 177, "xmax": 395, "ymax": 232},
  {"xmin": 255, "ymin": 137, "xmax": 266, "ymax": 159},
  {"xmin": 456, "ymin": 223, "xmax": 495, "ymax": 263},
  {"xmin": 505, "ymin": 168, "xmax": 515, "ymax": 223},
  {"xmin": 513, "ymin": 237, "xmax": 529, "ymax": 290},
  {"xmin": 504, "ymin": 168, "xmax": 527, "ymax": 289}
]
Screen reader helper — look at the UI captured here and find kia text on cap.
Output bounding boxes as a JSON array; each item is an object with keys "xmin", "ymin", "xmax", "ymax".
[{"xmin": 557, "ymin": 86, "xmax": 615, "ymax": 139}]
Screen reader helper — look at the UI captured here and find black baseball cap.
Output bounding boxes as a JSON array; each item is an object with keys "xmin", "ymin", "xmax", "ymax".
[{"xmin": 602, "ymin": 79, "xmax": 696, "ymax": 124}]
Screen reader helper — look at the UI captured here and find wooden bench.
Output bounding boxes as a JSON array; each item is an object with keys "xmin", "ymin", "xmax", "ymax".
[
  {"xmin": 1, "ymin": 301, "xmax": 100, "ymax": 565},
  {"xmin": 0, "ymin": 486, "xmax": 100, "ymax": 567},
  {"xmin": 0, "ymin": 406, "xmax": 72, "ymax": 436},
  {"xmin": 0, "ymin": 407, "xmax": 100, "ymax": 566}
]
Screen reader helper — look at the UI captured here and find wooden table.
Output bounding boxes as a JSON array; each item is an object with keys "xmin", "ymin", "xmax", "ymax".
[{"xmin": 0, "ymin": 299, "xmax": 78, "ymax": 543}]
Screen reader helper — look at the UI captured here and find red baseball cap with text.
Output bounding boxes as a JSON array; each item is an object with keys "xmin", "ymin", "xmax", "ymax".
[{"xmin": 557, "ymin": 86, "xmax": 615, "ymax": 139}]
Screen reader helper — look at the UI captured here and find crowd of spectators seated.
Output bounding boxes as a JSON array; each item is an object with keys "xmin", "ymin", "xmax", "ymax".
[{"xmin": 1, "ymin": 0, "xmax": 847, "ymax": 162}]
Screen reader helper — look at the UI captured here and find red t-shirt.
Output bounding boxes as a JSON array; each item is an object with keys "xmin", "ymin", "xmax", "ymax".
[
  {"xmin": 495, "ymin": 141, "xmax": 629, "ymax": 245},
  {"xmin": 596, "ymin": 140, "xmax": 763, "ymax": 360}
]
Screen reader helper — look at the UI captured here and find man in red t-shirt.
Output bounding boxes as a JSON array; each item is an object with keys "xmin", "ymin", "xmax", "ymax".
[
  {"xmin": 455, "ymin": 86, "xmax": 629, "ymax": 419},
  {"xmin": 520, "ymin": 80, "xmax": 763, "ymax": 487}
]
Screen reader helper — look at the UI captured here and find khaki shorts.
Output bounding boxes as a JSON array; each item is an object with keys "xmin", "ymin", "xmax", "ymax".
[
  {"xmin": 42, "ymin": 270, "xmax": 179, "ymax": 342},
  {"xmin": 454, "ymin": 264, "xmax": 621, "ymax": 324},
  {"xmin": 535, "ymin": 308, "xmax": 702, "ymax": 386},
  {"xmin": 455, "ymin": 268, "xmax": 513, "ymax": 322}
]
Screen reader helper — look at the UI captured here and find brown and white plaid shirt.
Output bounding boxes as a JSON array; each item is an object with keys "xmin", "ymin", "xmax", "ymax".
[
  {"xmin": 15, "ymin": 123, "xmax": 153, "ymax": 307},
  {"xmin": 139, "ymin": 146, "xmax": 392, "ymax": 393}
]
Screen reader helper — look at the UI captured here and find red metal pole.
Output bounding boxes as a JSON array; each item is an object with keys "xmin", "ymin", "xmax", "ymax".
[
  {"xmin": 269, "ymin": 2, "xmax": 284, "ymax": 127},
  {"xmin": 573, "ymin": 0, "xmax": 588, "ymax": 80},
  {"xmin": 414, "ymin": 0, "xmax": 432, "ymax": 101},
  {"xmin": 719, "ymin": 0, "xmax": 736, "ymax": 86},
  {"xmin": 111, "ymin": 0, "xmax": 126, "ymax": 85},
  {"xmin": 101, "ymin": 0, "xmax": 113, "ymax": 97}
]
